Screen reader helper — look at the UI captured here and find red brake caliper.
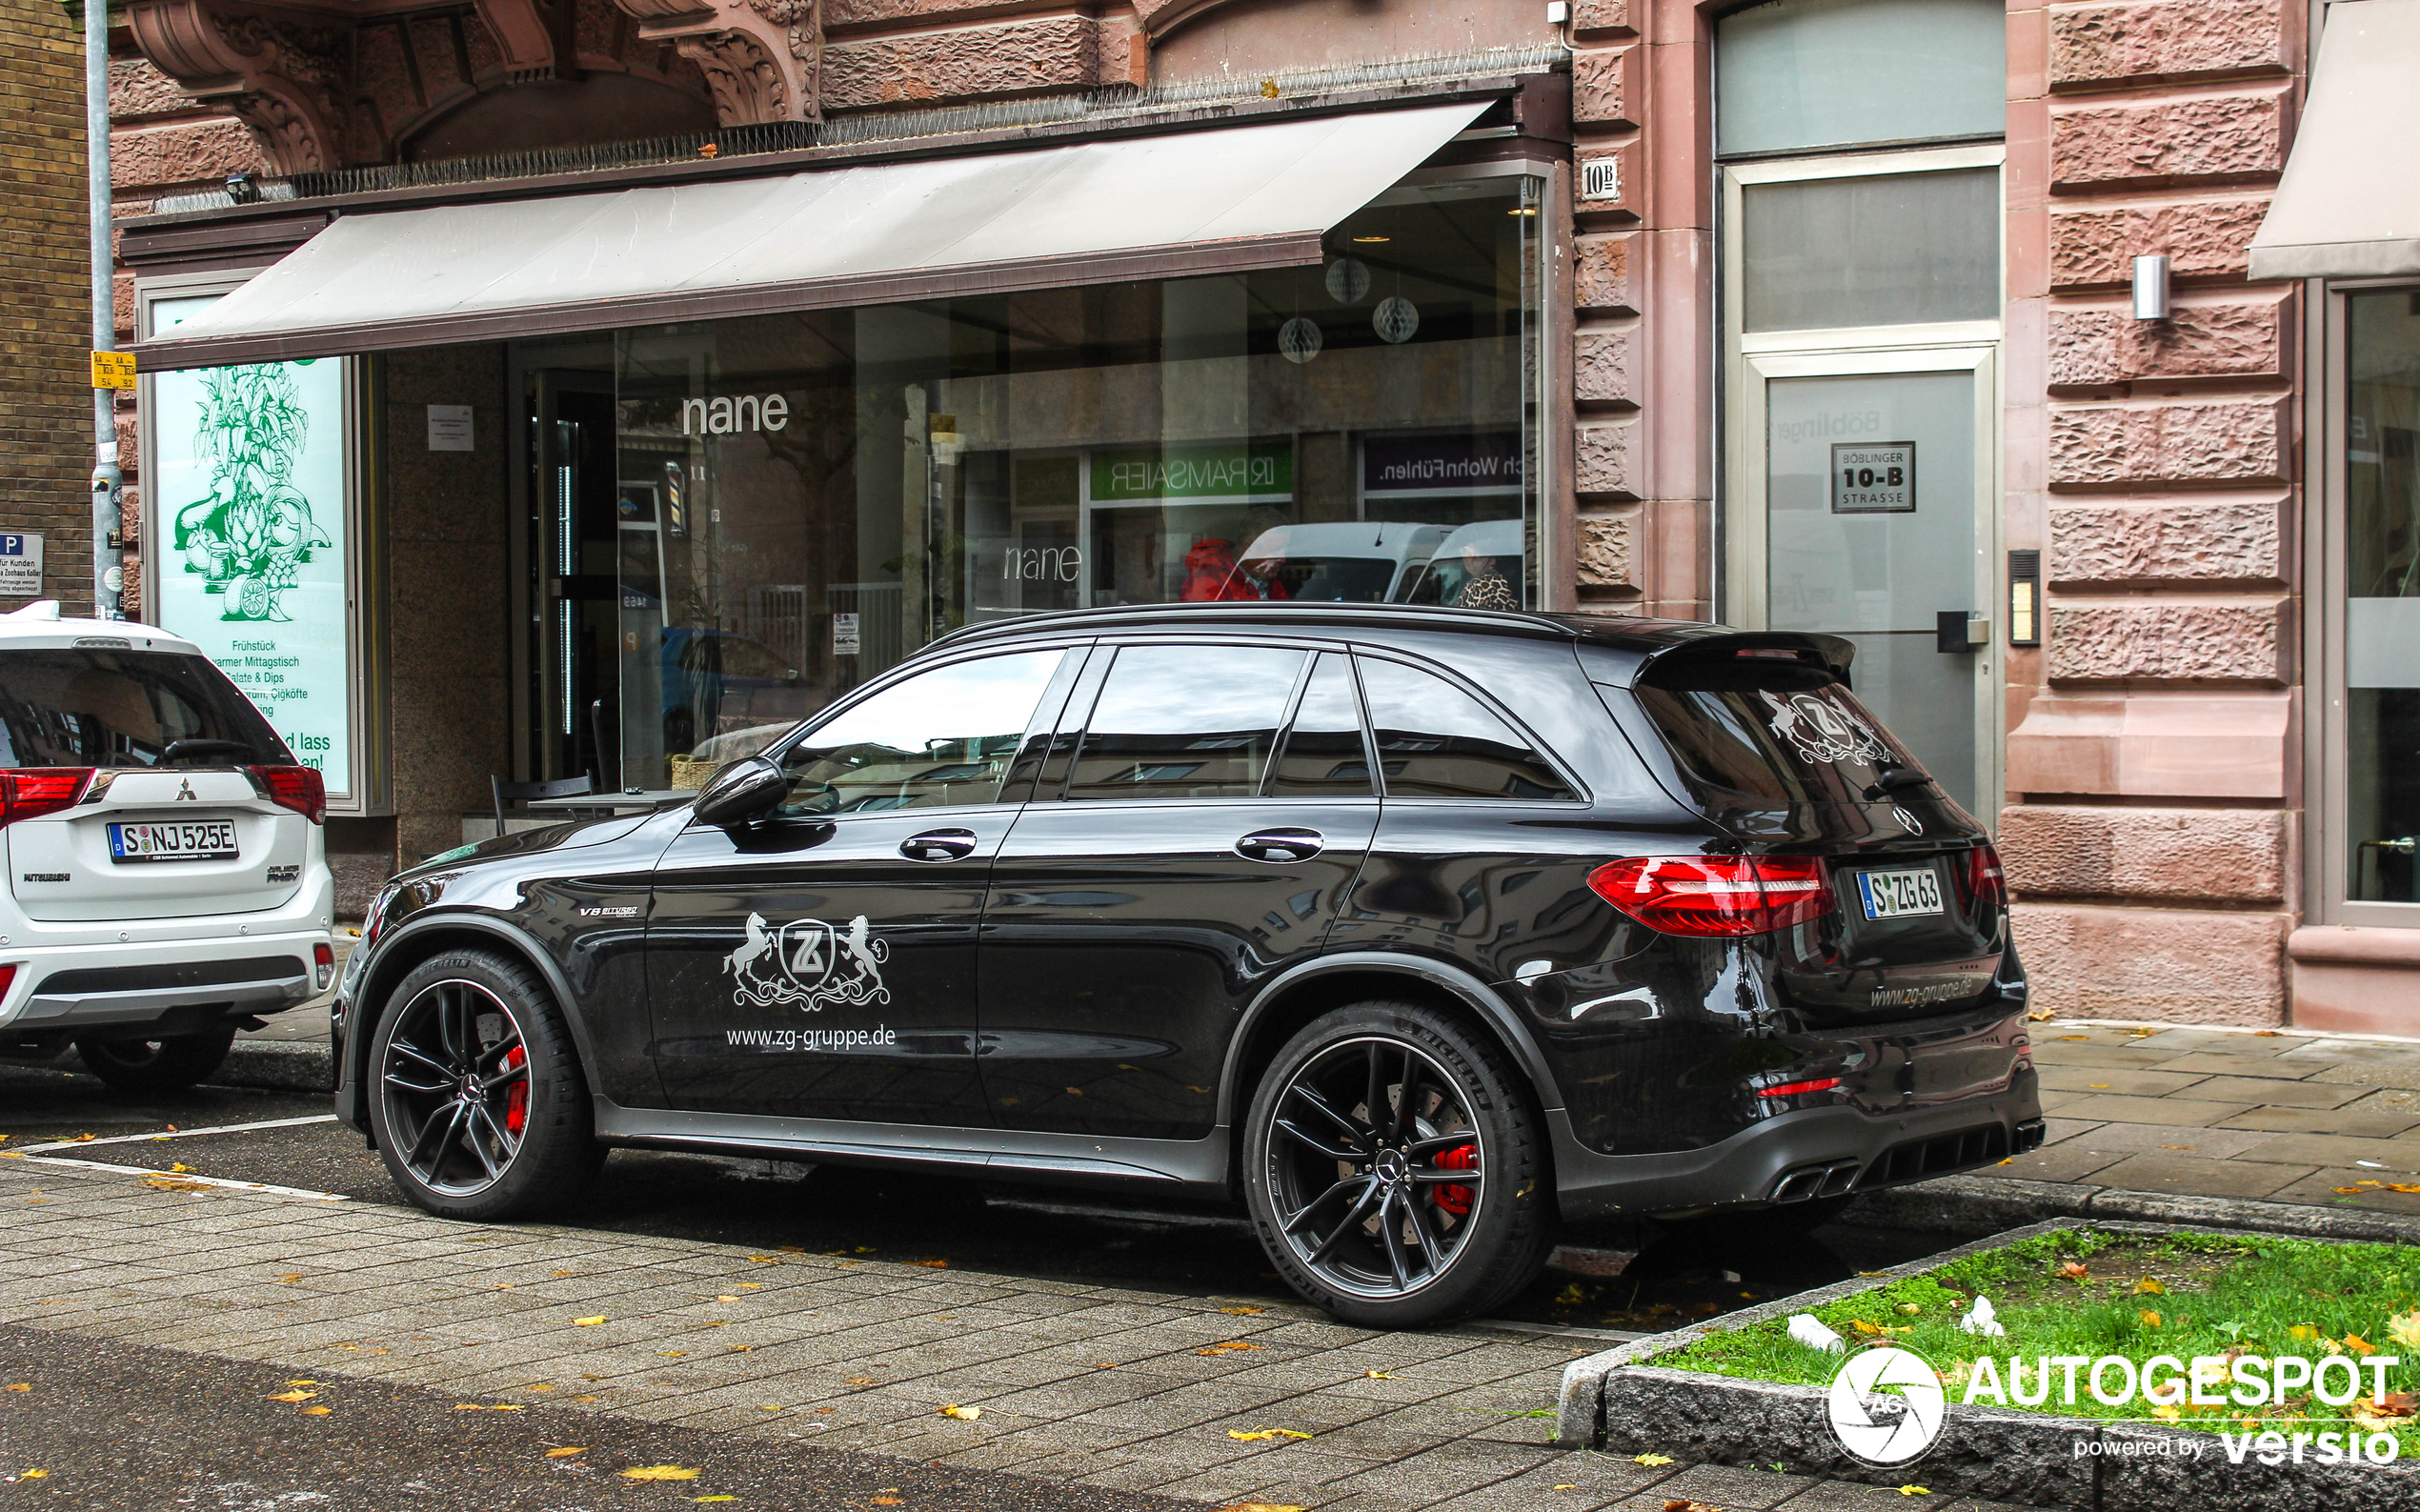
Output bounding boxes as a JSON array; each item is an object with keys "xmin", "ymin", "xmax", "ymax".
[
  {"xmin": 1433, "ymin": 1143, "xmax": 1478, "ymax": 1217},
  {"xmin": 503, "ymin": 1046, "xmax": 529, "ymax": 1135}
]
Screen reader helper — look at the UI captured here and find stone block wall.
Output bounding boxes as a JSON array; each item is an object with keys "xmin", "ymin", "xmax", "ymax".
[
  {"xmin": 0, "ymin": 3, "xmax": 100, "ymax": 613},
  {"xmin": 2001, "ymin": 0, "xmax": 2304, "ymax": 1025},
  {"xmin": 1566, "ymin": 0, "xmax": 1664, "ymax": 616}
]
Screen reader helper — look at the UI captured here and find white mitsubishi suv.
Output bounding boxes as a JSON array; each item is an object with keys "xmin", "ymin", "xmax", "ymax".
[{"xmin": 0, "ymin": 602, "xmax": 336, "ymax": 1092}]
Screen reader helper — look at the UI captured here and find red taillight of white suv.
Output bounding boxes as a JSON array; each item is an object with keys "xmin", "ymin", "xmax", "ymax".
[
  {"xmin": 1587, "ymin": 856, "xmax": 1834, "ymax": 937},
  {"xmin": 1955, "ymin": 842, "xmax": 2007, "ymax": 915},
  {"xmin": 0, "ymin": 768, "xmax": 95, "ymax": 827},
  {"xmin": 250, "ymin": 764, "xmax": 327, "ymax": 824}
]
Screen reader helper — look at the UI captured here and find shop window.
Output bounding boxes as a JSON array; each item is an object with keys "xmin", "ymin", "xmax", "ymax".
[
  {"xmin": 1716, "ymin": 0, "xmax": 2006, "ymax": 158},
  {"xmin": 610, "ymin": 173, "xmax": 1543, "ymax": 791},
  {"xmin": 2346, "ymin": 292, "xmax": 2420, "ymax": 904}
]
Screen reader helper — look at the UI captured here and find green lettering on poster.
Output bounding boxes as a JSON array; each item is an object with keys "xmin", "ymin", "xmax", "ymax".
[
  {"xmin": 1088, "ymin": 441, "xmax": 1293, "ymax": 502},
  {"xmin": 149, "ymin": 294, "xmax": 353, "ymax": 795}
]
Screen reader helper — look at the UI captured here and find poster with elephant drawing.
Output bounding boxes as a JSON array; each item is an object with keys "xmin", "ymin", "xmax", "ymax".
[{"xmin": 148, "ymin": 293, "xmax": 352, "ymax": 796}]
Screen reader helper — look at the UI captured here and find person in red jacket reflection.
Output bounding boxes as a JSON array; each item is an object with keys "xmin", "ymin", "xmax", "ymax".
[{"xmin": 1180, "ymin": 537, "xmax": 1291, "ymax": 601}]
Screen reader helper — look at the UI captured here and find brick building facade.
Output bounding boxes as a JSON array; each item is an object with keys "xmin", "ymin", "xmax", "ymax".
[
  {"xmin": 1, "ymin": 0, "xmax": 106, "ymax": 614},
  {"xmin": 99, "ymin": 0, "xmax": 2420, "ymax": 1027}
]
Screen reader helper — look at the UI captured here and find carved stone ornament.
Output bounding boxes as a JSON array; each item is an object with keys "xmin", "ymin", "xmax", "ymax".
[
  {"xmin": 127, "ymin": 0, "xmax": 353, "ymax": 174},
  {"xmin": 612, "ymin": 0, "xmax": 819, "ymax": 123}
]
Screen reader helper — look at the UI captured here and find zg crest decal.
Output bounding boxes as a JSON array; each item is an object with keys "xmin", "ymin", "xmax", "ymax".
[{"xmin": 724, "ymin": 913, "xmax": 891, "ymax": 1013}]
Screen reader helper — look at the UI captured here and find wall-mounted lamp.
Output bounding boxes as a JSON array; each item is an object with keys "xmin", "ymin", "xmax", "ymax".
[{"xmin": 2131, "ymin": 253, "xmax": 2170, "ymax": 321}]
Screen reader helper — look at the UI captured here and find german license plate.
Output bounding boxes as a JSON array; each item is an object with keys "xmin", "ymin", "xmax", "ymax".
[
  {"xmin": 107, "ymin": 821, "xmax": 237, "ymax": 863},
  {"xmin": 1856, "ymin": 867, "xmax": 1943, "ymax": 920}
]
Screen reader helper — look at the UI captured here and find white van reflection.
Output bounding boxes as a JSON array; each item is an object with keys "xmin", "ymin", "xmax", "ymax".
[
  {"xmin": 1393, "ymin": 518, "xmax": 1524, "ymax": 609},
  {"xmin": 1221, "ymin": 523, "xmax": 1453, "ymax": 603}
]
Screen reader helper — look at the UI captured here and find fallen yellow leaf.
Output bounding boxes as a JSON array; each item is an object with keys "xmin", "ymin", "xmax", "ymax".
[
  {"xmin": 1228, "ymin": 1428, "xmax": 1310, "ymax": 1441},
  {"xmin": 171, "ymin": 1163, "xmax": 192, "ymax": 1174},
  {"xmin": 1633, "ymin": 1453, "xmax": 1674, "ymax": 1465},
  {"xmin": 620, "ymin": 1465, "xmax": 702, "ymax": 1482},
  {"xmin": 573, "ymin": 1317, "xmax": 606, "ymax": 1326},
  {"xmin": 2139, "ymin": 1310, "xmax": 2162, "ymax": 1328},
  {"xmin": 491, "ymin": 1404, "xmax": 525, "ymax": 1411},
  {"xmin": 298, "ymin": 1406, "xmax": 332, "ymax": 1416},
  {"xmin": 271, "ymin": 1275, "xmax": 303, "ymax": 1282},
  {"xmin": 1216, "ymin": 1504, "xmax": 1306, "ymax": 1512},
  {"xmin": 2135, "ymin": 1279, "xmax": 2165, "ymax": 1295},
  {"xmin": 1220, "ymin": 1306, "xmax": 1266, "ymax": 1316},
  {"xmin": 1363, "ymin": 1370, "xmax": 1392, "ymax": 1379},
  {"xmin": 2390, "ymin": 1311, "xmax": 2420, "ymax": 1351},
  {"xmin": 267, "ymin": 1390, "xmax": 316, "ymax": 1402},
  {"xmin": 18, "ymin": 1470, "xmax": 46, "ymax": 1480},
  {"xmin": 545, "ymin": 1447, "xmax": 585, "ymax": 1458},
  {"xmin": 939, "ymin": 1403, "xmax": 980, "ymax": 1421},
  {"xmin": 2335, "ymin": 1187, "xmax": 2367, "ymax": 1195},
  {"xmin": 287, "ymin": 1380, "xmax": 318, "ymax": 1387},
  {"xmin": 2150, "ymin": 1404, "xmax": 2182, "ymax": 1421},
  {"xmin": 693, "ymin": 1498, "xmax": 737, "ymax": 1503},
  {"xmin": 1899, "ymin": 1488, "xmax": 1929, "ymax": 1497},
  {"xmin": 2346, "ymin": 1334, "xmax": 2380, "ymax": 1356},
  {"xmin": 3, "ymin": 1385, "xmax": 26, "ymax": 1392},
  {"xmin": 846, "ymin": 1378, "xmax": 876, "ymax": 1385}
]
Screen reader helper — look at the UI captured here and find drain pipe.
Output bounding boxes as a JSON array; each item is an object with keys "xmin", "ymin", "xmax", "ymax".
[{"xmin": 86, "ymin": 0, "xmax": 122, "ymax": 620}]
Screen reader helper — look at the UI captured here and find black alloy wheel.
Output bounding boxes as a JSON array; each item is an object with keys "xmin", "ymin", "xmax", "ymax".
[
  {"xmin": 367, "ymin": 949, "xmax": 600, "ymax": 1220},
  {"xmin": 74, "ymin": 1027, "xmax": 238, "ymax": 1093},
  {"xmin": 1244, "ymin": 1001, "xmax": 1554, "ymax": 1327}
]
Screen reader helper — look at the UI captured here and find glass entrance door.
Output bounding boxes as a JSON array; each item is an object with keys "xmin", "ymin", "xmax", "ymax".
[{"xmin": 1737, "ymin": 349, "xmax": 1994, "ymax": 816}]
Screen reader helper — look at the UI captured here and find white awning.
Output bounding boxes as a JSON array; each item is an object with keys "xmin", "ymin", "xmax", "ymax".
[
  {"xmin": 137, "ymin": 101, "xmax": 1489, "ymax": 370},
  {"xmin": 2249, "ymin": 0, "xmax": 2420, "ymax": 280}
]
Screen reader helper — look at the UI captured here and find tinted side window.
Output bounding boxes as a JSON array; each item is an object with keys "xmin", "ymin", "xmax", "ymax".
[
  {"xmin": 1270, "ymin": 654, "xmax": 1373, "ymax": 797},
  {"xmin": 777, "ymin": 650, "xmax": 1063, "ymax": 815},
  {"xmin": 1359, "ymin": 656, "xmax": 1575, "ymax": 801},
  {"xmin": 1065, "ymin": 645, "xmax": 1304, "ymax": 800}
]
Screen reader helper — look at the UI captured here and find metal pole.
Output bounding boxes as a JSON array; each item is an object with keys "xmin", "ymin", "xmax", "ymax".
[{"xmin": 87, "ymin": 0, "xmax": 122, "ymax": 620}]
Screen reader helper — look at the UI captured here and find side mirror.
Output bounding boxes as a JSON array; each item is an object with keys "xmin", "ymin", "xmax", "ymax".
[{"xmin": 691, "ymin": 756, "xmax": 787, "ymax": 829}]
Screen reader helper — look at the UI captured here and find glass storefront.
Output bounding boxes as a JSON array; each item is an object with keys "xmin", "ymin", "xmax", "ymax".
[
  {"xmin": 598, "ymin": 171, "xmax": 1544, "ymax": 790},
  {"xmin": 2346, "ymin": 291, "xmax": 2420, "ymax": 903}
]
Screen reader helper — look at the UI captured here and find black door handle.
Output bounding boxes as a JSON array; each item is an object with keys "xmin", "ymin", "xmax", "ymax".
[
  {"xmin": 900, "ymin": 828, "xmax": 977, "ymax": 862},
  {"xmin": 1236, "ymin": 827, "xmax": 1323, "ymax": 863}
]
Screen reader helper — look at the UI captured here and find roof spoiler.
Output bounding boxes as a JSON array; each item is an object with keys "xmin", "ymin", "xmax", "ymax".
[{"xmin": 1632, "ymin": 630, "xmax": 1858, "ymax": 685}]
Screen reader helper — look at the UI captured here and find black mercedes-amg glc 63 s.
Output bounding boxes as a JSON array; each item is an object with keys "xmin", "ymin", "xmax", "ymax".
[{"xmin": 334, "ymin": 605, "xmax": 2042, "ymax": 1327}]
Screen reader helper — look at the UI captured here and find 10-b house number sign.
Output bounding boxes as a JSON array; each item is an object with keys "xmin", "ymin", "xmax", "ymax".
[{"xmin": 1831, "ymin": 442, "xmax": 1916, "ymax": 514}]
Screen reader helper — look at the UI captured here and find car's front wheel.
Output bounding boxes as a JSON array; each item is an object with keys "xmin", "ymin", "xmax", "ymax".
[
  {"xmin": 367, "ymin": 949, "xmax": 601, "ymax": 1220},
  {"xmin": 1243, "ymin": 1001, "xmax": 1555, "ymax": 1328},
  {"xmin": 75, "ymin": 1027, "xmax": 237, "ymax": 1093}
]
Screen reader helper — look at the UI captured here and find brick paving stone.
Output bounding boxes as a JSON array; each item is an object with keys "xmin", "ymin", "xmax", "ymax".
[
  {"xmin": 2262, "ymin": 1169, "xmax": 2420, "ymax": 1213},
  {"xmin": 2080, "ymin": 1151, "xmax": 2313, "ymax": 1200},
  {"xmin": 2214, "ymin": 1105, "xmax": 2420, "ymax": 1138},
  {"xmin": 2232, "ymin": 1131, "xmax": 2420, "ymax": 1171},
  {"xmin": 2043, "ymin": 1120, "xmax": 2277, "ymax": 1158},
  {"xmin": 1980, "ymin": 1143, "xmax": 2125, "ymax": 1184},
  {"xmin": 2305, "ymin": 1061, "xmax": 2420, "ymax": 1091},
  {"xmin": 2183, "ymin": 1074, "xmax": 2375, "ymax": 1110},
  {"xmin": 2035, "ymin": 1064, "xmax": 2212, "ymax": 1096},
  {"xmin": 2024, "ymin": 1042, "xmax": 2181, "ymax": 1070},
  {"xmin": 2143, "ymin": 1051, "xmax": 2326, "ymax": 1080},
  {"xmin": 1619, "ymin": 1462, "xmax": 1817, "ymax": 1509},
  {"xmin": 2032, "ymin": 1093, "xmax": 2259, "ymax": 1128}
]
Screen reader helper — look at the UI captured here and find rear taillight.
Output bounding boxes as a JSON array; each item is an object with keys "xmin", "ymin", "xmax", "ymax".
[
  {"xmin": 1587, "ymin": 856, "xmax": 1834, "ymax": 937},
  {"xmin": 0, "ymin": 964, "xmax": 16, "ymax": 1000},
  {"xmin": 1957, "ymin": 842, "xmax": 2008, "ymax": 915},
  {"xmin": 313, "ymin": 942, "xmax": 335, "ymax": 991},
  {"xmin": 250, "ymin": 764, "xmax": 326, "ymax": 824},
  {"xmin": 0, "ymin": 768, "xmax": 94, "ymax": 827},
  {"xmin": 1758, "ymin": 1077, "xmax": 1843, "ymax": 1098}
]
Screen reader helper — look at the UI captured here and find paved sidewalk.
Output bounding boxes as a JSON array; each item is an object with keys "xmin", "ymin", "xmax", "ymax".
[
  {"xmin": 1993, "ymin": 1020, "xmax": 2420, "ymax": 1216},
  {"xmin": 0, "ymin": 1159, "xmax": 2042, "ymax": 1512}
]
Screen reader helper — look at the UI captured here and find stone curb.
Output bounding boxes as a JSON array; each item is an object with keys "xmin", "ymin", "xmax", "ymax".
[
  {"xmin": 1843, "ymin": 1173, "xmax": 2420, "ymax": 1247},
  {"xmin": 1555, "ymin": 1218, "xmax": 2420, "ymax": 1510},
  {"xmin": 214, "ymin": 1038, "xmax": 333, "ymax": 1094}
]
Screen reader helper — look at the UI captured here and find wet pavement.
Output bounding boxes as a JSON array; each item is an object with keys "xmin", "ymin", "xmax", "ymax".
[{"xmin": 0, "ymin": 1058, "xmax": 1951, "ymax": 1340}]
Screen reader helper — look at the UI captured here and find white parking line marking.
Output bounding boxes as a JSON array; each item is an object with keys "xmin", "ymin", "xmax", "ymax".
[
  {"xmin": 13, "ymin": 1154, "xmax": 348, "ymax": 1201},
  {"xmin": 10, "ymin": 1113, "xmax": 337, "ymax": 1155}
]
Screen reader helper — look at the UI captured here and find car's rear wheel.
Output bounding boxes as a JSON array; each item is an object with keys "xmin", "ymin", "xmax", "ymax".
[
  {"xmin": 1242, "ymin": 1001, "xmax": 1555, "ymax": 1328},
  {"xmin": 367, "ymin": 949, "xmax": 601, "ymax": 1220},
  {"xmin": 75, "ymin": 1027, "xmax": 237, "ymax": 1093}
]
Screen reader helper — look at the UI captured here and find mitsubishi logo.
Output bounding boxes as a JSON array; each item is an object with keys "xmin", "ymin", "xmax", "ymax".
[{"xmin": 175, "ymin": 778, "xmax": 197, "ymax": 802}]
